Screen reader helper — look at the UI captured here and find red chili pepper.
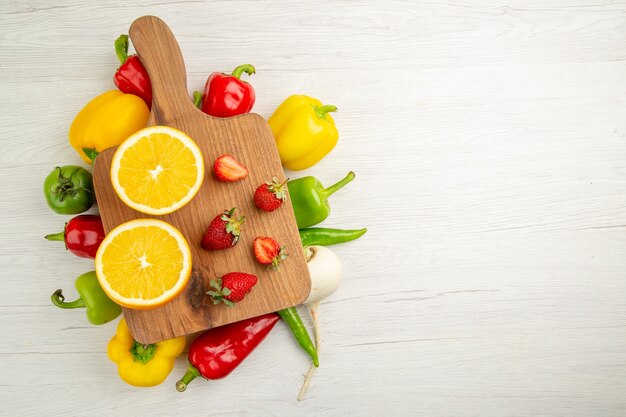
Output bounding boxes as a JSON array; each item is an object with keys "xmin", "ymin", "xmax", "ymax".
[
  {"xmin": 45, "ymin": 215, "xmax": 105, "ymax": 259},
  {"xmin": 176, "ymin": 313, "xmax": 279, "ymax": 392},
  {"xmin": 199, "ymin": 64, "xmax": 256, "ymax": 117},
  {"xmin": 113, "ymin": 34, "xmax": 152, "ymax": 108}
]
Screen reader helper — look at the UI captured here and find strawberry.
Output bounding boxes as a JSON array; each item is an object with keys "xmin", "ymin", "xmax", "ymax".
[
  {"xmin": 207, "ymin": 272, "xmax": 258, "ymax": 306},
  {"xmin": 213, "ymin": 154, "xmax": 248, "ymax": 182},
  {"xmin": 254, "ymin": 177, "xmax": 288, "ymax": 212},
  {"xmin": 253, "ymin": 237, "xmax": 288, "ymax": 270},
  {"xmin": 201, "ymin": 208, "xmax": 245, "ymax": 250}
]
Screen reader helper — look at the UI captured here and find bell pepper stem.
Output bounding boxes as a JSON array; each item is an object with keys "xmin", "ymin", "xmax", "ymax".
[
  {"xmin": 130, "ymin": 341, "xmax": 157, "ymax": 364},
  {"xmin": 314, "ymin": 104, "xmax": 337, "ymax": 119},
  {"xmin": 82, "ymin": 148, "xmax": 100, "ymax": 164},
  {"xmin": 322, "ymin": 171, "xmax": 355, "ymax": 198},
  {"xmin": 176, "ymin": 362, "xmax": 201, "ymax": 392},
  {"xmin": 50, "ymin": 289, "xmax": 86, "ymax": 309},
  {"xmin": 230, "ymin": 64, "xmax": 256, "ymax": 79},
  {"xmin": 192, "ymin": 91, "xmax": 202, "ymax": 109},
  {"xmin": 45, "ymin": 231, "xmax": 65, "ymax": 242},
  {"xmin": 114, "ymin": 34, "xmax": 130, "ymax": 65}
]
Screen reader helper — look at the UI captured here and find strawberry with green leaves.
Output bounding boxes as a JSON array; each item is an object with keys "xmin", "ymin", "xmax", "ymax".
[
  {"xmin": 201, "ymin": 208, "xmax": 245, "ymax": 250},
  {"xmin": 253, "ymin": 237, "xmax": 288, "ymax": 270},
  {"xmin": 254, "ymin": 177, "xmax": 288, "ymax": 212},
  {"xmin": 207, "ymin": 272, "xmax": 258, "ymax": 306}
]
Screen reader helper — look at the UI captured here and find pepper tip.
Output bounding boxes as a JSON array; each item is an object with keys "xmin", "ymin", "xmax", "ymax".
[{"xmin": 175, "ymin": 380, "xmax": 187, "ymax": 392}]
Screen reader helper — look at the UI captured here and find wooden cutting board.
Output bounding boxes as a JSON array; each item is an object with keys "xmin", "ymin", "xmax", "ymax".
[{"xmin": 92, "ymin": 16, "xmax": 310, "ymax": 344}]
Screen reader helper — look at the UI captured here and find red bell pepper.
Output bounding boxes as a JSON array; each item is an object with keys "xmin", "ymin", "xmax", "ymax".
[
  {"xmin": 198, "ymin": 64, "xmax": 256, "ymax": 117},
  {"xmin": 113, "ymin": 34, "xmax": 152, "ymax": 108},
  {"xmin": 45, "ymin": 215, "xmax": 105, "ymax": 259},
  {"xmin": 176, "ymin": 313, "xmax": 279, "ymax": 392}
]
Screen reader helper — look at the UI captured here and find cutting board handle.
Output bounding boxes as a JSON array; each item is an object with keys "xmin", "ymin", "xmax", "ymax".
[{"xmin": 129, "ymin": 16, "xmax": 194, "ymax": 114}]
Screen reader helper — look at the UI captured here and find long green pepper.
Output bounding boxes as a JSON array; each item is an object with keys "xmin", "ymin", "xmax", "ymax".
[
  {"xmin": 277, "ymin": 307, "xmax": 319, "ymax": 367},
  {"xmin": 299, "ymin": 227, "xmax": 367, "ymax": 247}
]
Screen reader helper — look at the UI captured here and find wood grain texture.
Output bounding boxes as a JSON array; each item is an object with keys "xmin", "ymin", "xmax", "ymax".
[
  {"xmin": 1, "ymin": 1, "xmax": 626, "ymax": 416},
  {"xmin": 93, "ymin": 16, "xmax": 310, "ymax": 344}
]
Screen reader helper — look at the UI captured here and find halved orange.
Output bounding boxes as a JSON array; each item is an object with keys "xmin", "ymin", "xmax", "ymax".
[
  {"xmin": 110, "ymin": 126, "xmax": 204, "ymax": 215},
  {"xmin": 95, "ymin": 219, "xmax": 192, "ymax": 309}
]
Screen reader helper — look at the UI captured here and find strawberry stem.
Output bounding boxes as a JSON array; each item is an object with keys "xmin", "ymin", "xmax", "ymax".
[
  {"xmin": 206, "ymin": 279, "xmax": 235, "ymax": 307},
  {"xmin": 269, "ymin": 178, "xmax": 289, "ymax": 201}
]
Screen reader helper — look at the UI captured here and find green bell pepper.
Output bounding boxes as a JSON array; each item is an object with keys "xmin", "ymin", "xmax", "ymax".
[
  {"xmin": 43, "ymin": 166, "xmax": 95, "ymax": 215},
  {"xmin": 50, "ymin": 271, "xmax": 121, "ymax": 325},
  {"xmin": 288, "ymin": 171, "xmax": 355, "ymax": 229}
]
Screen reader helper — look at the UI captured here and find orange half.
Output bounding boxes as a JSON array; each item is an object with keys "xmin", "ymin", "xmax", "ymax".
[
  {"xmin": 110, "ymin": 126, "xmax": 205, "ymax": 215},
  {"xmin": 95, "ymin": 219, "xmax": 192, "ymax": 309}
]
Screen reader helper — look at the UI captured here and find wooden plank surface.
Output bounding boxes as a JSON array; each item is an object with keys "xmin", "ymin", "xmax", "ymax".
[
  {"xmin": 1, "ymin": 1, "xmax": 626, "ymax": 416},
  {"xmin": 92, "ymin": 16, "xmax": 310, "ymax": 344}
]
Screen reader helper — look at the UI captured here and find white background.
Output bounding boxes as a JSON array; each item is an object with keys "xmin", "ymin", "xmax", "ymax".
[{"xmin": 1, "ymin": 1, "xmax": 625, "ymax": 416}]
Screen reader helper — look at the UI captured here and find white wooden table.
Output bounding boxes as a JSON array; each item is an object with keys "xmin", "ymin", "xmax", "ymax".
[{"xmin": 1, "ymin": 1, "xmax": 625, "ymax": 416}]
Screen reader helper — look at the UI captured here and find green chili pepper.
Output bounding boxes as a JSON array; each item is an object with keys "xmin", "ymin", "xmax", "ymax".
[
  {"xmin": 299, "ymin": 227, "xmax": 367, "ymax": 247},
  {"xmin": 50, "ymin": 271, "xmax": 121, "ymax": 325},
  {"xmin": 288, "ymin": 171, "xmax": 355, "ymax": 229},
  {"xmin": 277, "ymin": 307, "xmax": 319, "ymax": 367}
]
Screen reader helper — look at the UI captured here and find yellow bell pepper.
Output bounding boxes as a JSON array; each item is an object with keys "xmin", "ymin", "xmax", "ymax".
[
  {"xmin": 268, "ymin": 95, "xmax": 338, "ymax": 171},
  {"xmin": 107, "ymin": 318, "xmax": 185, "ymax": 387},
  {"xmin": 69, "ymin": 90, "xmax": 149, "ymax": 163}
]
